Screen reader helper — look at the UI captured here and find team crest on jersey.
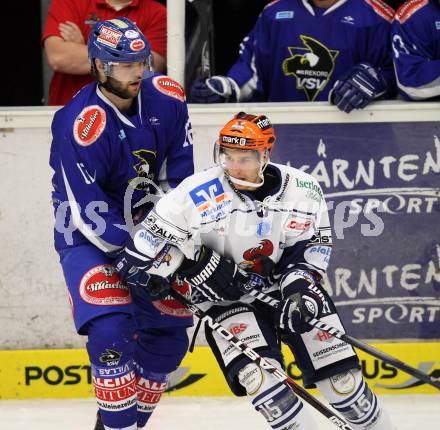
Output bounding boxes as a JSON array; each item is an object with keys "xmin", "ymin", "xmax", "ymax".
[
  {"xmin": 189, "ymin": 178, "xmax": 231, "ymax": 220},
  {"xmin": 79, "ymin": 265, "xmax": 132, "ymax": 306},
  {"xmin": 129, "ymin": 149, "xmax": 157, "ymax": 190},
  {"xmin": 152, "ymin": 277, "xmax": 192, "ymax": 317},
  {"xmin": 153, "ymin": 76, "xmax": 186, "ymax": 102},
  {"xmin": 240, "ymin": 239, "xmax": 274, "ymax": 275},
  {"xmin": 282, "ymin": 35, "xmax": 339, "ymax": 101},
  {"xmin": 73, "ymin": 105, "xmax": 106, "ymax": 146}
]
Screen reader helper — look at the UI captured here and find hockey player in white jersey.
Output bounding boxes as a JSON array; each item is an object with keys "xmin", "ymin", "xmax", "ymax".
[{"xmin": 114, "ymin": 112, "xmax": 397, "ymax": 430}]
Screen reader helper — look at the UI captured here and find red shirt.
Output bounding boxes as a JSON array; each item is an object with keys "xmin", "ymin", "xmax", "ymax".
[{"xmin": 43, "ymin": 0, "xmax": 166, "ymax": 105}]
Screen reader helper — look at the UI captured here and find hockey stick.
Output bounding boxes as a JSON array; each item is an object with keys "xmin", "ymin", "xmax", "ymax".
[
  {"xmin": 188, "ymin": 0, "xmax": 214, "ymax": 79},
  {"xmin": 169, "ymin": 289, "xmax": 355, "ymax": 430},
  {"xmin": 242, "ymin": 287, "xmax": 440, "ymax": 390}
]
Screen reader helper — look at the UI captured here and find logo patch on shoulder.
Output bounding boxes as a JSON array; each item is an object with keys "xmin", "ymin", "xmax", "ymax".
[
  {"xmin": 152, "ymin": 76, "xmax": 185, "ymax": 102},
  {"xmin": 73, "ymin": 105, "xmax": 106, "ymax": 146},
  {"xmin": 364, "ymin": 0, "xmax": 395, "ymax": 22},
  {"xmin": 396, "ymin": 0, "xmax": 429, "ymax": 24}
]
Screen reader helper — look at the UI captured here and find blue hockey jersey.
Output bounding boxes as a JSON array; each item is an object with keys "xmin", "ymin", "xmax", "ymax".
[
  {"xmin": 228, "ymin": 0, "xmax": 395, "ymax": 102},
  {"xmin": 50, "ymin": 75, "xmax": 194, "ymax": 252},
  {"xmin": 392, "ymin": 0, "xmax": 440, "ymax": 100}
]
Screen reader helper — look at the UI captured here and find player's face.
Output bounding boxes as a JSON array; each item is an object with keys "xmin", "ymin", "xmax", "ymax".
[
  {"xmin": 107, "ymin": 60, "xmax": 148, "ymax": 83},
  {"xmin": 96, "ymin": 59, "xmax": 147, "ymax": 99},
  {"xmin": 222, "ymin": 148, "xmax": 261, "ymax": 190},
  {"xmin": 105, "ymin": 76, "xmax": 141, "ymax": 99}
]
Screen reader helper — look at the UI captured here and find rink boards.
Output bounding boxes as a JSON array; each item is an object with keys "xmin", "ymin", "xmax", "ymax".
[{"xmin": 1, "ymin": 342, "xmax": 439, "ymax": 399}]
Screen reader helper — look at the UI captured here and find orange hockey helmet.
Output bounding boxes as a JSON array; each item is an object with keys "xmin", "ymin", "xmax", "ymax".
[
  {"xmin": 215, "ymin": 112, "xmax": 276, "ymax": 188},
  {"xmin": 218, "ymin": 112, "xmax": 275, "ymax": 152}
]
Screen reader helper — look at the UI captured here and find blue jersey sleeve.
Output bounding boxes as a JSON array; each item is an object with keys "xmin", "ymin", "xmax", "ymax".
[
  {"xmin": 252, "ymin": 11, "xmax": 273, "ymax": 101},
  {"xmin": 160, "ymin": 101, "xmax": 194, "ymax": 190},
  {"xmin": 356, "ymin": 19, "xmax": 396, "ymax": 98},
  {"xmin": 227, "ymin": 29, "xmax": 260, "ymax": 101},
  {"xmin": 50, "ymin": 107, "xmax": 129, "ymax": 252},
  {"xmin": 392, "ymin": 1, "xmax": 440, "ymax": 100}
]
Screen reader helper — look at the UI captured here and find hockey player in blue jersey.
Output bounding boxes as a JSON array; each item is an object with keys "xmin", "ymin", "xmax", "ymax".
[
  {"xmin": 49, "ymin": 17, "xmax": 194, "ymax": 430},
  {"xmin": 392, "ymin": 0, "xmax": 440, "ymax": 100},
  {"xmin": 191, "ymin": 0, "xmax": 396, "ymax": 113}
]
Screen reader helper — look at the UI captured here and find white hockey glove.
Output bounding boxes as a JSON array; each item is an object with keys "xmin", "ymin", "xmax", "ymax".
[{"xmin": 190, "ymin": 76, "xmax": 241, "ymax": 103}]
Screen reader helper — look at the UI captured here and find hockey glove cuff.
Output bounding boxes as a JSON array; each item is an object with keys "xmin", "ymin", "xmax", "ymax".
[{"xmin": 278, "ymin": 270, "xmax": 329, "ymax": 334}]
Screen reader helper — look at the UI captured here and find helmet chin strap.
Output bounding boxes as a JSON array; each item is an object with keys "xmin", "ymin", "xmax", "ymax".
[{"xmin": 227, "ymin": 174, "xmax": 264, "ymax": 189}]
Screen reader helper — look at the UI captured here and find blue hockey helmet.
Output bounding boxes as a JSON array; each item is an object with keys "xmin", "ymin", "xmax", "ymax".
[{"xmin": 88, "ymin": 17, "xmax": 154, "ymax": 81}]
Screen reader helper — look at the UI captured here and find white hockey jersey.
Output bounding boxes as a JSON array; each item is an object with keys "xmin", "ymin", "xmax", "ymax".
[{"xmin": 133, "ymin": 163, "xmax": 333, "ymax": 294}]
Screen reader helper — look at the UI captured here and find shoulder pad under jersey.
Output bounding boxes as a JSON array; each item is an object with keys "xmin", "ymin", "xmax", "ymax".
[
  {"xmin": 264, "ymin": 0, "xmax": 282, "ymax": 10},
  {"xmin": 364, "ymin": 0, "xmax": 395, "ymax": 22},
  {"xmin": 395, "ymin": 0, "xmax": 429, "ymax": 24}
]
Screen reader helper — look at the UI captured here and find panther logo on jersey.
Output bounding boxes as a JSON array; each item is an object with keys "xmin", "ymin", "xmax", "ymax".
[
  {"xmin": 282, "ymin": 35, "xmax": 339, "ymax": 101},
  {"xmin": 129, "ymin": 149, "xmax": 157, "ymax": 190}
]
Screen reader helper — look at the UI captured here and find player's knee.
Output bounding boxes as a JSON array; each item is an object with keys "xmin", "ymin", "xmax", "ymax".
[
  {"xmin": 87, "ymin": 312, "xmax": 135, "ymax": 344},
  {"xmin": 136, "ymin": 326, "xmax": 189, "ymax": 373},
  {"xmin": 316, "ymin": 368, "xmax": 362, "ymax": 401},
  {"xmin": 238, "ymin": 360, "xmax": 304, "ymax": 427},
  {"xmin": 86, "ymin": 312, "xmax": 136, "ymax": 366},
  {"xmin": 238, "ymin": 362, "xmax": 265, "ymax": 395}
]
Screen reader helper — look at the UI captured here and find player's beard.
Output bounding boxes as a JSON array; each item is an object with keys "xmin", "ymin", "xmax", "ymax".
[{"xmin": 101, "ymin": 77, "xmax": 141, "ymax": 100}]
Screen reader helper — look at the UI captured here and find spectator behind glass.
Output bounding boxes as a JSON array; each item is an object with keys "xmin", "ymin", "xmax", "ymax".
[
  {"xmin": 392, "ymin": 0, "xmax": 440, "ymax": 101},
  {"xmin": 43, "ymin": 0, "xmax": 167, "ymax": 106},
  {"xmin": 190, "ymin": 0, "xmax": 396, "ymax": 114}
]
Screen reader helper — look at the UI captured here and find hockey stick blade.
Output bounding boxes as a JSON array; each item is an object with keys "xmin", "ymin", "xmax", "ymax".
[
  {"xmin": 245, "ymin": 287, "xmax": 440, "ymax": 390},
  {"xmin": 170, "ymin": 289, "xmax": 355, "ymax": 430}
]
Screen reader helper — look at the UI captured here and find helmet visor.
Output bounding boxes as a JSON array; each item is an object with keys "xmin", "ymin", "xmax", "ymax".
[
  {"xmin": 214, "ymin": 142, "xmax": 266, "ymax": 185},
  {"xmin": 102, "ymin": 56, "xmax": 154, "ymax": 82}
]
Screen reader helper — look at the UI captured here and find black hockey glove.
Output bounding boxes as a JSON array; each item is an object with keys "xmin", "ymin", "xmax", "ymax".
[
  {"xmin": 112, "ymin": 252, "xmax": 171, "ymax": 301},
  {"xmin": 278, "ymin": 270, "xmax": 330, "ymax": 334},
  {"xmin": 177, "ymin": 245, "xmax": 245, "ymax": 302}
]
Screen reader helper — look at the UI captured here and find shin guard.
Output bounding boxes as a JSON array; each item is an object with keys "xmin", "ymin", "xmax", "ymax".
[
  {"xmin": 87, "ymin": 313, "xmax": 137, "ymax": 430},
  {"xmin": 316, "ymin": 369, "xmax": 396, "ymax": 430},
  {"xmin": 238, "ymin": 362, "xmax": 317, "ymax": 429},
  {"xmin": 135, "ymin": 370, "xmax": 168, "ymax": 428}
]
